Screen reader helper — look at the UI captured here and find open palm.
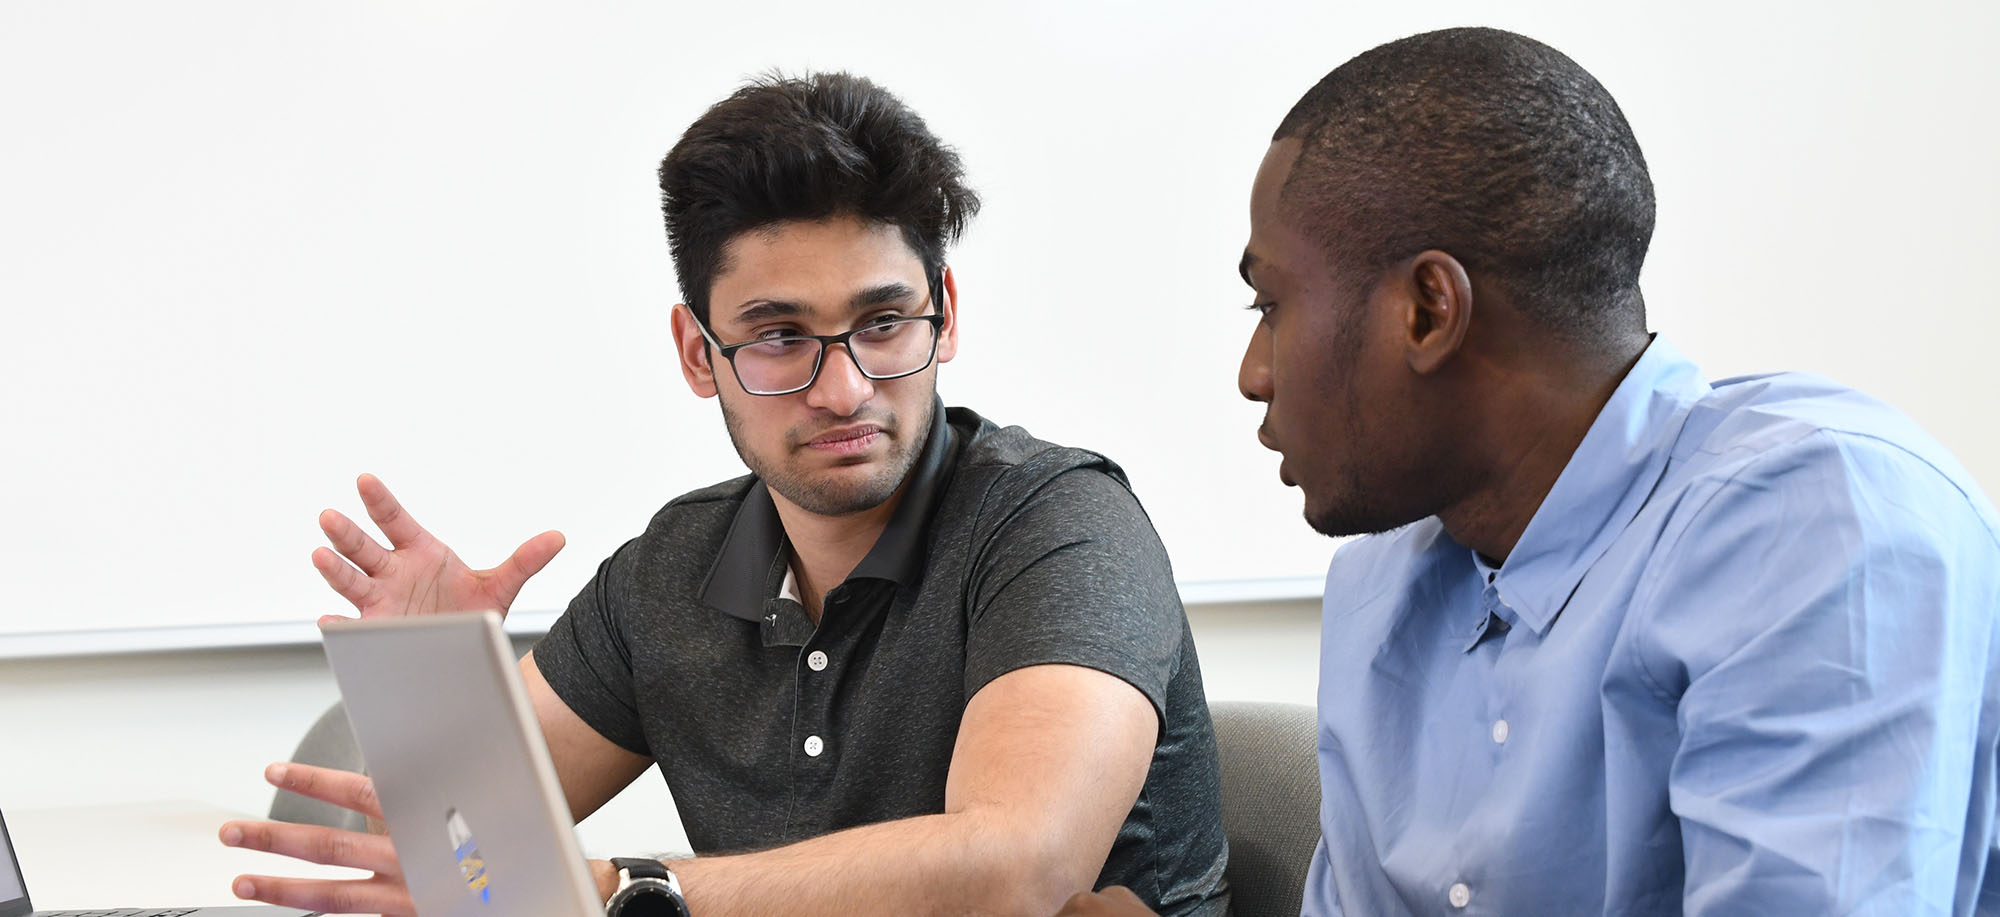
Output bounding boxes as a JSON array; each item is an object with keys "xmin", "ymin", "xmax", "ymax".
[{"xmin": 311, "ymin": 473, "xmax": 565, "ymax": 622}]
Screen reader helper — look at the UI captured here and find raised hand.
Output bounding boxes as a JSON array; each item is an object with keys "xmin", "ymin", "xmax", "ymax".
[
  {"xmin": 311, "ymin": 473, "xmax": 564, "ymax": 622},
  {"xmin": 220, "ymin": 763, "xmax": 415, "ymax": 916}
]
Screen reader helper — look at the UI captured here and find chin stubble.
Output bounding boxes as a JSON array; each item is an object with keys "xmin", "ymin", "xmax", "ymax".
[{"xmin": 720, "ymin": 399, "xmax": 934, "ymax": 517}]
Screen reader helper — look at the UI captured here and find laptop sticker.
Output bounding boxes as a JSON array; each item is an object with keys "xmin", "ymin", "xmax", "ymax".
[{"xmin": 445, "ymin": 807, "xmax": 491, "ymax": 904}]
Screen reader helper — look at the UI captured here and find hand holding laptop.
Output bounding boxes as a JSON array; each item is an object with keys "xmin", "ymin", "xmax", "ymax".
[
  {"xmin": 228, "ymin": 615, "xmax": 613, "ymax": 917},
  {"xmin": 310, "ymin": 474, "xmax": 564, "ymax": 622},
  {"xmin": 218, "ymin": 765, "xmax": 413, "ymax": 916}
]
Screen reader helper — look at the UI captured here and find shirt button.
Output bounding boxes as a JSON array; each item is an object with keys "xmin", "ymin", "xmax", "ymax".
[
  {"xmin": 1492, "ymin": 719, "xmax": 1509, "ymax": 744},
  {"xmin": 803, "ymin": 735, "xmax": 824, "ymax": 757},
  {"xmin": 1448, "ymin": 882, "xmax": 1471, "ymax": 908},
  {"xmin": 807, "ymin": 650, "xmax": 829, "ymax": 672}
]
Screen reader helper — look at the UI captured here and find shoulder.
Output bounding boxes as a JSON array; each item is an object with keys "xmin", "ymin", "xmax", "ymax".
[
  {"xmin": 1619, "ymin": 374, "xmax": 2000, "ymax": 685},
  {"xmin": 639, "ymin": 474, "xmax": 756, "ymax": 530},
  {"xmin": 597, "ymin": 474, "xmax": 758, "ymax": 581},
  {"xmin": 1663, "ymin": 372, "xmax": 2000, "ymax": 552},
  {"xmin": 949, "ymin": 406, "xmax": 1129, "ymax": 482},
  {"xmin": 942, "ymin": 406, "xmax": 1141, "ymax": 521},
  {"xmin": 935, "ymin": 408, "xmax": 1171, "ymax": 593}
]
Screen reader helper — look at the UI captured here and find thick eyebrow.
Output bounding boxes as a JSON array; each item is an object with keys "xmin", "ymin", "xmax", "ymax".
[
  {"xmin": 724, "ymin": 281, "xmax": 925, "ymax": 328},
  {"xmin": 731, "ymin": 299, "xmax": 805, "ymax": 325},
  {"xmin": 850, "ymin": 281, "xmax": 923, "ymax": 311}
]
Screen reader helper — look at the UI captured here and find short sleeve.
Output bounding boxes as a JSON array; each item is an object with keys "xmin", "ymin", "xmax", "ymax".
[
  {"xmin": 1629, "ymin": 431, "xmax": 2000, "ymax": 914},
  {"xmin": 961, "ymin": 466, "xmax": 1186, "ymax": 726},
  {"xmin": 531, "ymin": 539, "xmax": 652, "ymax": 756}
]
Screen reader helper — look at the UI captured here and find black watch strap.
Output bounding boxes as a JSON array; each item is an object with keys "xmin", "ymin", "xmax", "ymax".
[{"xmin": 613, "ymin": 856, "xmax": 672, "ymax": 881}]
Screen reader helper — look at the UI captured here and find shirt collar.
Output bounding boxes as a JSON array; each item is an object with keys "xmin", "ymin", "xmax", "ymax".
[
  {"xmin": 699, "ymin": 397, "xmax": 956, "ymax": 622},
  {"xmin": 1478, "ymin": 335, "xmax": 1710, "ymax": 635}
]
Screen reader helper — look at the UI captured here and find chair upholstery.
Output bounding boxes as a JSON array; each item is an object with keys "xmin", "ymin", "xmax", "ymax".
[
  {"xmin": 267, "ymin": 700, "xmax": 369, "ymax": 832},
  {"xmin": 1211, "ymin": 701, "xmax": 1321, "ymax": 917}
]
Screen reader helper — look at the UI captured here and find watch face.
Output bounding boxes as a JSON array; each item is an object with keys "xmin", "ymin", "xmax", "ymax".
[{"xmin": 612, "ymin": 879, "xmax": 688, "ymax": 917}]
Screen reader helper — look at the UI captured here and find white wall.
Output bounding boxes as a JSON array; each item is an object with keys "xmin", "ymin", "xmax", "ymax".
[{"xmin": 0, "ymin": 599, "xmax": 1319, "ymax": 858}]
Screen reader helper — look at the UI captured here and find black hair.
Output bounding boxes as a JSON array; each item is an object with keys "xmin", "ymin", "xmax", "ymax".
[
  {"xmin": 659, "ymin": 71, "xmax": 980, "ymax": 321},
  {"xmin": 1275, "ymin": 27, "xmax": 1655, "ymax": 342}
]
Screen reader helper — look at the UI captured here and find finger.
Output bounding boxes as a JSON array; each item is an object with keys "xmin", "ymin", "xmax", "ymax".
[
  {"xmin": 319, "ymin": 508, "xmax": 392, "ymax": 577},
  {"xmin": 1101, "ymin": 886, "xmax": 1148, "ymax": 905},
  {"xmin": 1056, "ymin": 887, "xmax": 1155, "ymax": 916},
  {"xmin": 1056, "ymin": 892, "xmax": 1104, "ymax": 916},
  {"xmin": 264, "ymin": 762, "xmax": 385, "ymax": 820},
  {"xmin": 219, "ymin": 820, "xmax": 400, "ymax": 874},
  {"xmin": 490, "ymin": 530, "xmax": 566, "ymax": 604},
  {"xmin": 356, "ymin": 473, "xmax": 431, "ymax": 550},
  {"xmin": 311, "ymin": 547, "xmax": 373, "ymax": 609},
  {"xmin": 231, "ymin": 872, "xmax": 415, "ymax": 917}
]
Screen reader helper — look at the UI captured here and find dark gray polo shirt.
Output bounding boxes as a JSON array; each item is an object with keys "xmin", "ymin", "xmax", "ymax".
[{"xmin": 534, "ymin": 404, "xmax": 1229, "ymax": 915}]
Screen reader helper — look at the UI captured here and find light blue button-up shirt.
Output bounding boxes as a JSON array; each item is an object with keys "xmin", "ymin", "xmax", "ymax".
[{"xmin": 1304, "ymin": 337, "xmax": 2000, "ymax": 915}]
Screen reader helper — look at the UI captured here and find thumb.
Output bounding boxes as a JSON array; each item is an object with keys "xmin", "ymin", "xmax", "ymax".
[{"xmin": 493, "ymin": 530, "xmax": 566, "ymax": 601}]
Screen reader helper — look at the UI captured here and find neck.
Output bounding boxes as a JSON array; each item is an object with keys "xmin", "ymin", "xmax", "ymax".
[
  {"xmin": 770, "ymin": 481, "xmax": 909, "ymax": 623},
  {"xmin": 1436, "ymin": 335, "xmax": 1648, "ymax": 562}
]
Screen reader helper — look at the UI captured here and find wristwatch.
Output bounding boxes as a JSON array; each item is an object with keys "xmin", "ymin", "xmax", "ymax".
[{"xmin": 606, "ymin": 856, "xmax": 691, "ymax": 917}]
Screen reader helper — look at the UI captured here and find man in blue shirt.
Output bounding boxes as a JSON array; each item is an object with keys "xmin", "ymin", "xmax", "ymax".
[{"xmin": 1064, "ymin": 26, "xmax": 2000, "ymax": 916}]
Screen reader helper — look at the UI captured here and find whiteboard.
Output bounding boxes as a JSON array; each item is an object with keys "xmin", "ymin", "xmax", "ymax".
[{"xmin": 2, "ymin": 1, "xmax": 1995, "ymax": 654}]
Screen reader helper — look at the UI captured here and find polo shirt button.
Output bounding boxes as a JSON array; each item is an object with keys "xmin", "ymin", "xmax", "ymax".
[
  {"xmin": 807, "ymin": 650, "xmax": 829, "ymax": 672},
  {"xmin": 1448, "ymin": 882, "xmax": 1471, "ymax": 908},
  {"xmin": 803, "ymin": 735, "xmax": 825, "ymax": 757},
  {"xmin": 1492, "ymin": 719, "xmax": 1509, "ymax": 744}
]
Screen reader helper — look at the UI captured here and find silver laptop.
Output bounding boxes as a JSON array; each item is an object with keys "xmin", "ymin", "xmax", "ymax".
[
  {"xmin": 319, "ymin": 613, "xmax": 603, "ymax": 917},
  {"xmin": 0, "ymin": 807, "xmax": 313, "ymax": 917}
]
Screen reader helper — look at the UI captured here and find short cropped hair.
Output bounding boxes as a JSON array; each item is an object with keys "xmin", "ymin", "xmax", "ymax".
[
  {"xmin": 1276, "ymin": 27, "xmax": 1655, "ymax": 341},
  {"xmin": 659, "ymin": 72, "xmax": 980, "ymax": 321}
]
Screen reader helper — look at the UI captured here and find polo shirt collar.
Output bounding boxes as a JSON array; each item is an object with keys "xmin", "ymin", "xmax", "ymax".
[
  {"xmin": 699, "ymin": 398, "xmax": 956, "ymax": 622},
  {"xmin": 1480, "ymin": 335, "xmax": 1710, "ymax": 636}
]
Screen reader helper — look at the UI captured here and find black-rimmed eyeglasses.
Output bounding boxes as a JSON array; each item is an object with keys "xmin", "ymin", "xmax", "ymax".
[{"xmin": 694, "ymin": 295, "xmax": 946, "ymax": 396}]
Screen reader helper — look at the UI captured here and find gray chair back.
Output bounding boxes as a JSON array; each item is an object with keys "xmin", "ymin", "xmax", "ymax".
[
  {"xmin": 268, "ymin": 700, "xmax": 369, "ymax": 833},
  {"xmin": 1211, "ymin": 700, "xmax": 1321, "ymax": 917}
]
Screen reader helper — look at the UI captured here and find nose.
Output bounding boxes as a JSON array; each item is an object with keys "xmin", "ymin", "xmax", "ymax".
[
  {"xmin": 1238, "ymin": 322, "xmax": 1272, "ymax": 405},
  {"xmin": 804, "ymin": 343, "xmax": 875, "ymax": 416}
]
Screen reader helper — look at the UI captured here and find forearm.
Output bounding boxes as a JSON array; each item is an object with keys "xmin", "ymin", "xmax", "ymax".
[
  {"xmin": 604, "ymin": 811, "xmax": 1090, "ymax": 917},
  {"xmin": 590, "ymin": 666, "xmax": 1157, "ymax": 916}
]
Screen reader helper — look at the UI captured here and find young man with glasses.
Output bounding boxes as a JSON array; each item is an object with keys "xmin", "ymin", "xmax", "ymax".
[{"xmin": 219, "ymin": 72, "xmax": 1230, "ymax": 916}]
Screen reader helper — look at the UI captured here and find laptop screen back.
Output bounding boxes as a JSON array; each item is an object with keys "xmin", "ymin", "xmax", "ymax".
[
  {"xmin": 0, "ymin": 809, "xmax": 35, "ymax": 917},
  {"xmin": 320, "ymin": 613, "xmax": 602, "ymax": 917}
]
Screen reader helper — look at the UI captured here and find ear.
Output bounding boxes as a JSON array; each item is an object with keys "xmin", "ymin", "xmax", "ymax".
[
  {"xmin": 1401, "ymin": 250, "xmax": 1474, "ymax": 375},
  {"xmin": 670, "ymin": 303, "xmax": 721, "ymax": 398},
  {"xmin": 934, "ymin": 265, "xmax": 961, "ymax": 364}
]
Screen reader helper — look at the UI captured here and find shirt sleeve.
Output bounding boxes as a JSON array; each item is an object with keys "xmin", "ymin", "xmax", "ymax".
[
  {"xmin": 1628, "ymin": 430, "xmax": 2000, "ymax": 915},
  {"xmin": 960, "ymin": 466, "xmax": 1187, "ymax": 725},
  {"xmin": 530, "ymin": 539, "xmax": 652, "ymax": 756}
]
